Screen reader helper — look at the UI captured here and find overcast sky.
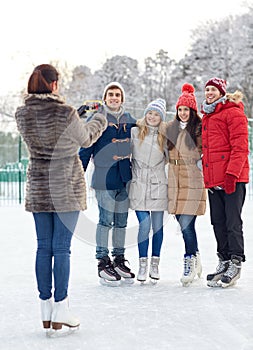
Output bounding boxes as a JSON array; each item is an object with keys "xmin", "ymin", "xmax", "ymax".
[{"xmin": 1, "ymin": 0, "xmax": 250, "ymax": 94}]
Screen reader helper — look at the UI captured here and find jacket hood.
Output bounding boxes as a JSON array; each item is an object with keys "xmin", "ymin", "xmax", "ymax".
[
  {"xmin": 223, "ymin": 90, "xmax": 244, "ymax": 112},
  {"xmin": 226, "ymin": 90, "xmax": 243, "ymax": 104}
]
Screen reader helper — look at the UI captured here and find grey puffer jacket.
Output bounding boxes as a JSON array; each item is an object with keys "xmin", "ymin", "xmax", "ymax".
[
  {"xmin": 15, "ymin": 93, "xmax": 107, "ymax": 212},
  {"xmin": 129, "ymin": 126, "xmax": 168, "ymax": 211}
]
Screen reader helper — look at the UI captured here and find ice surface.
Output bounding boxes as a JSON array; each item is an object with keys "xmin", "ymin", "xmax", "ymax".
[{"xmin": 0, "ymin": 195, "xmax": 253, "ymax": 350}]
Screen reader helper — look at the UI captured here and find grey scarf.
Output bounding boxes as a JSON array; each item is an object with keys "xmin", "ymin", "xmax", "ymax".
[
  {"xmin": 202, "ymin": 96, "xmax": 226, "ymax": 114},
  {"xmin": 104, "ymin": 104, "xmax": 125, "ymax": 120}
]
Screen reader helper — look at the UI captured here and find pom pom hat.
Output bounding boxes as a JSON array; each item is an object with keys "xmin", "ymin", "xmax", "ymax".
[
  {"xmin": 205, "ymin": 77, "xmax": 227, "ymax": 96},
  {"xmin": 176, "ymin": 83, "xmax": 198, "ymax": 112},
  {"xmin": 144, "ymin": 98, "xmax": 166, "ymax": 121},
  {"xmin": 102, "ymin": 81, "xmax": 125, "ymax": 103}
]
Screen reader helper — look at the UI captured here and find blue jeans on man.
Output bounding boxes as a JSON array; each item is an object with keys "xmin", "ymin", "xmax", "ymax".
[
  {"xmin": 33, "ymin": 211, "xmax": 79, "ymax": 302},
  {"xmin": 95, "ymin": 187, "xmax": 129, "ymax": 259}
]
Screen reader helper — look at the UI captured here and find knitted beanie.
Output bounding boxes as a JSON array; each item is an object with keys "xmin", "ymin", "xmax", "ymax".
[
  {"xmin": 205, "ymin": 77, "xmax": 227, "ymax": 96},
  {"xmin": 144, "ymin": 98, "xmax": 166, "ymax": 121},
  {"xmin": 102, "ymin": 81, "xmax": 125, "ymax": 103},
  {"xmin": 176, "ymin": 83, "xmax": 198, "ymax": 111}
]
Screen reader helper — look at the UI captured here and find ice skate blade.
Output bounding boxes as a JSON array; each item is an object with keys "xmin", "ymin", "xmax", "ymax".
[
  {"xmin": 99, "ymin": 277, "xmax": 121, "ymax": 287},
  {"xmin": 121, "ymin": 277, "xmax": 135, "ymax": 285},
  {"xmin": 181, "ymin": 281, "xmax": 191, "ymax": 287},
  {"xmin": 207, "ymin": 280, "xmax": 222, "ymax": 288},
  {"xmin": 221, "ymin": 281, "xmax": 237, "ymax": 288},
  {"xmin": 180, "ymin": 276, "xmax": 194, "ymax": 287},
  {"xmin": 150, "ymin": 278, "xmax": 158, "ymax": 285},
  {"xmin": 46, "ymin": 326, "xmax": 79, "ymax": 338},
  {"xmin": 139, "ymin": 281, "xmax": 146, "ymax": 285}
]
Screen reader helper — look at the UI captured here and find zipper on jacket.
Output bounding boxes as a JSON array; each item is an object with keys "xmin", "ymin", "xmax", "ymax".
[{"xmin": 144, "ymin": 131, "xmax": 155, "ymax": 208}]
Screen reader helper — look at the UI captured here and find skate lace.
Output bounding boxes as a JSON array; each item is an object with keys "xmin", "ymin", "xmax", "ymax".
[
  {"xmin": 216, "ymin": 260, "xmax": 228, "ymax": 274},
  {"xmin": 223, "ymin": 261, "xmax": 240, "ymax": 278},
  {"xmin": 151, "ymin": 264, "xmax": 158, "ymax": 274},
  {"xmin": 116, "ymin": 258, "xmax": 131, "ymax": 272},
  {"xmin": 139, "ymin": 266, "xmax": 147, "ymax": 274},
  {"xmin": 183, "ymin": 257, "xmax": 194, "ymax": 276},
  {"xmin": 105, "ymin": 261, "xmax": 119, "ymax": 276}
]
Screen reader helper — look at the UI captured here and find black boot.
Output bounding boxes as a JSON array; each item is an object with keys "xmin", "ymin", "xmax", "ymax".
[
  {"xmin": 221, "ymin": 256, "xmax": 242, "ymax": 288},
  {"xmin": 207, "ymin": 253, "xmax": 230, "ymax": 287},
  {"xmin": 98, "ymin": 256, "xmax": 121, "ymax": 282},
  {"xmin": 113, "ymin": 255, "xmax": 135, "ymax": 279}
]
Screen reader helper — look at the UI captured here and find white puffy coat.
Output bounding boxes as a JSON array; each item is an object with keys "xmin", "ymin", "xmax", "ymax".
[{"xmin": 129, "ymin": 126, "xmax": 168, "ymax": 211}]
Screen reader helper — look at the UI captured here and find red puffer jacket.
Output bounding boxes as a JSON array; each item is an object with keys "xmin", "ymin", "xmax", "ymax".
[{"xmin": 201, "ymin": 92, "xmax": 249, "ymax": 189}]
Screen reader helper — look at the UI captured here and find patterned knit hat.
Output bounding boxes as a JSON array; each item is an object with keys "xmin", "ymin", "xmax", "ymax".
[
  {"xmin": 176, "ymin": 83, "xmax": 198, "ymax": 111},
  {"xmin": 144, "ymin": 98, "xmax": 166, "ymax": 121},
  {"xmin": 102, "ymin": 81, "xmax": 125, "ymax": 103},
  {"xmin": 205, "ymin": 77, "xmax": 227, "ymax": 96}
]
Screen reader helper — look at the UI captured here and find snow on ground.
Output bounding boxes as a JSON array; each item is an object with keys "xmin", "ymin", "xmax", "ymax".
[{"xmin": 0, "ymin": 194, "xmax": 253, "ymax": 350}]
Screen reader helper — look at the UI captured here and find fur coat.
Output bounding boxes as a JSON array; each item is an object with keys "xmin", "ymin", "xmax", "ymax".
[{"xmin": 15, "ymin": 93, "xmax": 107, "ymax": 212}]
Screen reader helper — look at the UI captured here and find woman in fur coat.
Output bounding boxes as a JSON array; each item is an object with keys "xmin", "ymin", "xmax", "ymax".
[
  {"xmin": 129, "ymin": 98, "xmax": 168, "ymax": 283},
  {"xmin": 201, "ymin": 77, "xmax": 249, "ymax": 288},
  {"xmin": 15, "ymin": 64, "xmax": 107, "ymax": 334},
  {"xmin": 166, "ymin": 83, "xmax": 206, "ymax": 287}
]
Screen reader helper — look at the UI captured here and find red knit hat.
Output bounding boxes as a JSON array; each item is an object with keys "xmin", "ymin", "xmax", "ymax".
[
  {"xmin": 205, "ymin": 77, "xmax": 227, "ymax": 96},
  {"xmin": 176, "ymin": 83, "xmax": 198, "ymax": 111}
]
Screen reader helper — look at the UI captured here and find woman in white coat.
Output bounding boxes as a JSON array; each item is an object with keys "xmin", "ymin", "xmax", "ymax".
[{"xmin": 129, "ymin": 99, "xmax": 168, "ymax": 283}]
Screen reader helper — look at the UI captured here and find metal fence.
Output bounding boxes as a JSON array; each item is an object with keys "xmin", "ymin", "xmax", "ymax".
[
  {"xmin": 0, "ymin": 120, "xmax": 252, "ymax": 203},
  {"xmin": 0, "ymin": 165, "xmax": 27, "ymax": 204}
]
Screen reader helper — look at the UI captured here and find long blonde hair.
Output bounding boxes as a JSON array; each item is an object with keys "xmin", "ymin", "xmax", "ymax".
[{"xmin": 136, "ymin": 117, "xmax": 167, "ymax": 152}]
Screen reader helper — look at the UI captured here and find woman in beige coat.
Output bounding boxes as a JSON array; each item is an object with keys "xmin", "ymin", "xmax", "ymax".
[
  {"xmin": 15, "ymin": 64, "xmax": 107, "ymax": 335},
  {"xmin": 166, "ymin": 84, "xmax": 206, "ymax": 287},
  {"xmin": 129, "ymin": 98, "xmax": 168, "ymax": 283}
]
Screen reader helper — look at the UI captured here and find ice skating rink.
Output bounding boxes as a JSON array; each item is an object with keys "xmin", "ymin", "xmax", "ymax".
[{"xmin": 1, "ymin": 196, "xmax": 253, "ymax": 350}]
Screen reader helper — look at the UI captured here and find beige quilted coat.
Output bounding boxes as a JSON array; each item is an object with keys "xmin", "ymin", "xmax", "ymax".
[
  {"xmin": 167, "ymin": 124, "xmax": 207, "ymax": 215},
  {"xmin": 15, "ymin": 93, "xmax": 107, "ymax": 212}
]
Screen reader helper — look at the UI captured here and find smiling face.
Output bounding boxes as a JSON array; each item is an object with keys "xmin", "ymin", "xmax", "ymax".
[
  {"xmin": 205, "ymin": 85, "xmax": 223, "ymax": 104},
  {"xmin": 104, "ymin": 88, "xmax": 122, "ymax": 111},
  {"xmin": 177, "ymin": 106, "xmax": 190, "ymax": 122},
  {"xmin": 145, "ymin": 110, "xmax": 161, "ymax": 127}
]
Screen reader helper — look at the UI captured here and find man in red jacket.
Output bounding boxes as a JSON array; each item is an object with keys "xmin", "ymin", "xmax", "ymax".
[{"xmin": 201, "ymin": 77, "xmax": 249, "ymax": 288}]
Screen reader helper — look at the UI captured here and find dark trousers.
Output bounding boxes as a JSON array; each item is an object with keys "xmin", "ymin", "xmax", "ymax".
[{"xmin": 208, "ymin": 183, "xmax": 246, "ymax": 261}]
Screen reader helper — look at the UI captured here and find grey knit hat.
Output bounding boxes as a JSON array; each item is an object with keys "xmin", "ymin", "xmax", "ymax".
[{"xmin": 144, "ymin": 98, "xmax": 166, "ymax": 121}]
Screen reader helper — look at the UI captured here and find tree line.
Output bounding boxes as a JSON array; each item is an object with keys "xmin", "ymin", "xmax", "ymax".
[{"xmin": 1, "ymin": 3, "xmax": 253, "ymax": 165}]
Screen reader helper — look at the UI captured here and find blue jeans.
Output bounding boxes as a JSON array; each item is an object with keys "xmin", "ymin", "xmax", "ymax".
[
  {"xmin": 175, "ymin": 214, "xmax": 198, "ymax": 256},
  {"xmin": 95, "ymin": 188, "xmax": 129, "ymax": 259},
  {"xmin": 33, "ymin": 211, "xmax": 79, "ymax": 302},
  {"xmin": 135, "ymin": 211, "xmax": 164, "ymax": 258}
]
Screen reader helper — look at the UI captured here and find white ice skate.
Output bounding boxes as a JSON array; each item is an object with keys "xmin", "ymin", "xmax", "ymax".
[
  {"xmin": 47, "ymin": 297, "xmax": 80, "ymax": 337},
  {"xmin": 149, "ymin": 256, "xmax": 160, "ymax": 284},
  {"xmin": 195, "ymin": 252, "xmax": 202, "ymax": 278},
  {"xmin": 137, "ymin": 257, "xmax": 148, "ymax": 284},
  {"xmin": 180, "ymin": 255, "xmax": 196, "ymax": 287}
]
